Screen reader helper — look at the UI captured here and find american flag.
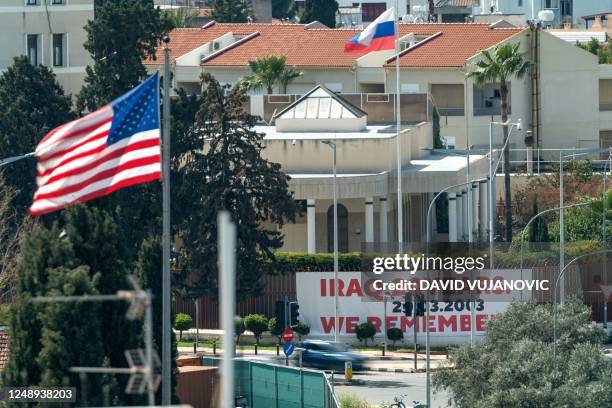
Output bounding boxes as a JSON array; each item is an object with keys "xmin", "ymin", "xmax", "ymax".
[{"xmin": 29, "ymin": 73, "xmax": 161, "ymax": 216}]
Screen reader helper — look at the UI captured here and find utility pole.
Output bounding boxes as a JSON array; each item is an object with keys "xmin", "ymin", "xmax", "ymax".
[{"xmin": 161, "ymin": 35, "xmax": 172, "ymax": 405}]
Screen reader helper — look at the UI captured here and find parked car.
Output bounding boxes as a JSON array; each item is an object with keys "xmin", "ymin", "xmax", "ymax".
[{"xmin": 298, "ymin": 340, "xmax": 368, "ymax": 372}]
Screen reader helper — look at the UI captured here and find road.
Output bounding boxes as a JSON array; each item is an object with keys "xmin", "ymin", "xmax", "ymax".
[{"xmin": 334, "ymin": 371, "xmax": 451, "ymax": 408}]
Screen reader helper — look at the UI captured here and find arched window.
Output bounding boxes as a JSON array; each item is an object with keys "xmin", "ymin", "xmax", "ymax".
[{"xmin": 327, "ymin": 204, "xmax": 349, "ymax": 253}]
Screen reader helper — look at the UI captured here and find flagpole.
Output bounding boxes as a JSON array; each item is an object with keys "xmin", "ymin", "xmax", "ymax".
[
  {"xmin": 161, "ymin": 35, "xmax": 172, "ymax": 405},
  {"xmin": 0, "ymin": 152, "xmax": 34, "ymax": 168},
  {"xmin": 395, "ymin": 3, "xmax": 403, "ymax": 248}
]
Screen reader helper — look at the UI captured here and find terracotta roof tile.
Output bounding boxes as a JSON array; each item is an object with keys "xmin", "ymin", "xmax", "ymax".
[
  {"xmin": 149, "ymin": 23, "xmax": 523, "ymax": 69},
  {"xmin": 387, "ymin": 24, "xmax": 523, "ymax": 68}
]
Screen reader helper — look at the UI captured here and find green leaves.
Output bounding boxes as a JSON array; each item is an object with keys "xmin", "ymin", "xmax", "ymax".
[
  {"xmin": 210, "ymin": 0, "xmax": 254, "ymax": 23},
  {"xmin": 239, "ymin": 55, "xmax": 303, "ymax": 95},
  {"xmin": 76, "ymin": 0, "xmax": 172, "ymax": 112},
  {"xmin": 0, "ymin": 57, "xmax": 73, "ymax": 212},
  {"xmin": 466, "ymin": 42, "xmax": 530, "ymax": 85},
  {"xmin": 300, "ymin": 0, "xmax": 339, "ymax": 28},
  {"xmin": 433, "ymin": 300, "xmax": 612, "ymax": 408}
]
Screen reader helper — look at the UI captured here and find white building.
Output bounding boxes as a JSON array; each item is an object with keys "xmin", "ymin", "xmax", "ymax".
[
  {"xmin": 0, "ymin": 0, "xmax": 94, "ymax": 96},
  {"xmin": 258, "ymin": 85, "xmax": 489, "ymax": 252}
]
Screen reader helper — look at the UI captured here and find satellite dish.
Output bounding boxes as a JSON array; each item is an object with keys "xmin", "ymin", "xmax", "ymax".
[{"xmin": 538, "ymin": 9, "xmax": 555, "ymax": 22}]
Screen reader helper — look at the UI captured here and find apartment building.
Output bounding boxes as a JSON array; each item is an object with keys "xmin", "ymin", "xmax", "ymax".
[{"xmin": 0, "ymin": 0, "xmax": 93, "ymax": 96}]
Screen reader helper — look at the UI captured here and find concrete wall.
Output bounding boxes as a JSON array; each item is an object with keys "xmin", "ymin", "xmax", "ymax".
[
  {"xmin": 0, "ymin": 0, "xmax": 94, "ymax": 96},
  {"xmin": 538, "ymin": 31, "xmax": 600, "ymax": 151}
]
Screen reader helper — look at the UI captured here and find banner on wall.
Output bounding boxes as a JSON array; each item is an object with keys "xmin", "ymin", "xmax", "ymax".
[{"xmin": 295, "ymin": 272, "xmax": 512, "ymax": 341}]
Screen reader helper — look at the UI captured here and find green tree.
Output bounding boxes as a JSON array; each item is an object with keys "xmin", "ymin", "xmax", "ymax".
[
  {"xmin": 272, "ymin": 0, "xmax": 294, "ymax": 19},
  {"xmin": 3, "ymin": 210, "xmax": 134, "ymax": 404},
  {"xmin": 548, "ymin": 197, "xmax": 612, "ymax": 243},
  {"xmin": 268, "ymin": 317, "xmax": 282, "ymax": 343},
  {"xmin": 467, "ymin": 43, "xmax": 530, "ymax": 243},
  {"xmin": 527, "ymin": 199, "xmax": 550, "ymax": 248},
  {"xmin": 234, "ymin": 316, "xmax": 246, "ymax": 344},
  {"xmin": 134, "ymin": 237, "xmax": 178, "ymax": 404},
  {"xmin": 433, "ymin": 300, "xmax": 611, "ymax": 407},
  {"xmin": 577, "ymin": 38, "xmax": 612, "ymax": 64},
  {"xmin": 174, "ymin": 73, "xmax": 300, "ymax": 299},
  {"xmin": 77, "ymin": 0, "xmax": 172, "ymax": 112},
  {"xmin": 243, "ymin": 314, "xmax": 268, "ymax": 344},
  {"xmin": 0, "ymin": 57, "xmax": 73, "ymax": 212},
  {"xmin": 387, "ymin": 327, "xmax": 403, "ymax": 348},
  {"xmin": 210, "ymin": 0, "xmax": 254, "ymax": 23},
  {"xmin": 164, "ymin": 7, "xmax": 197, "ymax": 28},
  {"xmin": 356, "ymin": 322, "xmax": 376, "ymax": 346},
  {"xmin": 293, "ymin": 322, "xmax": 310, "ymax": 341},
  {"xmin": 300, "ymin": 0, "xmax": 338, "ymax": 28},
  {"xmin": 174, "ymin": 313, "xmax": 192, "ymax": 341},
  {"xmin": 239, "ymin": 55, "xmax": 302, "ymax": 95}
]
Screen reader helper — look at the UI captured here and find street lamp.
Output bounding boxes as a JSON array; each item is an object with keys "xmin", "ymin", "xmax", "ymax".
[
  {"xmin": 558, "ymin": 148, "xmax": 609, "ymax": 303},
  {"xmin": 321, "ymin": 140, "xmax": 339, "ymax": 343},
  {"xmin": 488, "ymin": 118, "xmax": 522, "ymax": 267},
  {"xmin": 553, "ymin": 249, "xmax": 612, "ymax": 376},
  {"xmin": 602, "ymin": 148, "xmax": 611, "ymax": 328},
  {"xmin": 424, "ymin": 176, "xmax": 486, "ymax": 408}
]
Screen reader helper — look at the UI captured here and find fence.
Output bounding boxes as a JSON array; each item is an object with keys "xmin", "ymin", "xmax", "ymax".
[{"xmin": 202, "ymin": 357, "xmax": 339, "ymax": 408}]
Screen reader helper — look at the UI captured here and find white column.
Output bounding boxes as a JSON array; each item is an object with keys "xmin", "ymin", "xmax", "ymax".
[
  {"xmin": 456, "ymin": 192, "xmax": 463, "ymax": 241},
  {"xmin": 461, "ymin": 190, "xmax": 468, "ymax": 241},
  {"xmin": 365, "ymin": 197, "xmax": 374, "ymax": 243},
  {"xmin": 379, "ymin": 197, "xmax": 388, "ymax": 243},
  {"xmin": 471, "ymin": 183, "xmax": 478, "ymax": 240},
  {"xmin": 479, "ymin": 179, "xmax": 487, "ymax": 241},
  {"xmin": 448, "ymin": 192, "xmax": 458, "ymax": 242},
  {"xmin": 307, "ymin": 199, "xmax": 316, "ymax": 254}
]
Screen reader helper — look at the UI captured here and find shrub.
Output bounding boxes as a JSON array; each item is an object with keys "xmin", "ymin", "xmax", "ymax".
[
  {"xmin": 338, "ymin": 392, "xmax": 371, "ymax": 408},
  {"xmin": 268, "ymin": 317, "xmax": 282, "ymax": 343},
  {"xmin": 174, "ymin": 313, "xmax": 192, "ymax": 341},
  {"xmin": 355, "ymin": 322, "xmax": 376, "ymax": 346},
  {"xmin": 294, "ymin": 322, "xmax": 310, "ymax": 341},
  {"xmin": 387, "ymin": 327, "xmax": 403, "ymax": 348},
  {"xmin": 235, "ymin": 315, "xmax": 245, "ymax": 344},
  {"xmin": 243, "ymin": 313, "xmax": 268, "ymax": 344}
]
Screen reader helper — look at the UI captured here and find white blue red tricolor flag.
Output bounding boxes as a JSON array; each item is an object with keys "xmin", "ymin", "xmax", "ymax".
[
  {"xmin": 344, "ymin": 8, "xmax": 396, "ymax": 53},
  {"xmin": 30, "ymin": 73, "xmax": 161, "ymax": 216}
]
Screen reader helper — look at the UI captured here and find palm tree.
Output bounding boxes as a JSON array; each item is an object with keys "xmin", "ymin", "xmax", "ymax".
[
  {"xmin": 466, "ymin": 42, "xmax": 530, "ymax": 243},
  {"xmin": 240, "ymin": 55, "xmax": 302, "ymax": 94}
]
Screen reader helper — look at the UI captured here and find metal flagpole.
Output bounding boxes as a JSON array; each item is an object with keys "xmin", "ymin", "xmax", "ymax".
[
  {"xmin": 395, "ymin": 2, "xmax": 403, "ymax": 247},
  {"xmin": 161, "ymin": 35, "xmax": 172, "ymax": 405},
  {"xmin": 0, "ymin": 152, "xmax": 34, "ymax": 168}
]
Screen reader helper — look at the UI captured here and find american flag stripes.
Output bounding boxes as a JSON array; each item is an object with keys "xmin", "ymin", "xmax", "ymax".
[{"xmin": 29, "ymin": 73, "xmax": 161, "ymax": 216}]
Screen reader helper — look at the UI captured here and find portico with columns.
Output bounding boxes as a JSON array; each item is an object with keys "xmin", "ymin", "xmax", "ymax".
[{"xmin": 257, "ymin": 85, "xmax": 491, "ymax": 252}]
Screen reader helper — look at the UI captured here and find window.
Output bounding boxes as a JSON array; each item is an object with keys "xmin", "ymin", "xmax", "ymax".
[
  {"xmin": 473, "ymin": 82, "xmax": 512, "ymax": 116},
  {"xmin": 362, "ymin": 3, "xmax": 386, "ymax": 22},
  {"xmin": 53, "ymin": 34, "xmax": 66, "ymax": 67},
  {"xmin": 27, "ymin": 34, "xmax": 40, "ymax": 66},
  {"xmin": 26, "ymin": 0, "xmax": 38, "ymax": 5},
  {"xmin": 52, "ymin": 0, "xmax": 64, "ymax": 4},
  {"xmin": 518, "ymin": 0, "xmax": 523, "ymax": 6},
  {"xmin": 431, "ymin": 84, "xmax": 464, "ymax": 116},
  {"xmin": 327, "ymin": 204, "xmax": 349, "ymax": 253},
  {"xmin": 545, "ymin": 0, "xmax": 559, "ymax": 9}
]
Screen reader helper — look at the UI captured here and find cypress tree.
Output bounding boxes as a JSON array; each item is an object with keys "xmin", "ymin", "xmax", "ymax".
[
  {"xmin": 300, "ymin": 0, "xmax": 339, "ymax": 28},
  {"xmin": 210, "ymin": 0, "xmax": 254, "ymax": 23}
]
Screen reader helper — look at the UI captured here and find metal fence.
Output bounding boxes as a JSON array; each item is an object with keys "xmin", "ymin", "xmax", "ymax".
[{"xmin": 202, "ymin": 357, "xmax": 339, "ymax": 408}]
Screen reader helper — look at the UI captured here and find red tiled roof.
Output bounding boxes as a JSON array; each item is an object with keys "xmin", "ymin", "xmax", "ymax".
[
  {"xmin": 202, "ymin": 25, "xmax": 364, "ymax": 68},
  {"xmin": 387, "ymin": 24, "xmax": 523, "ymax": 68},
  {"xmin": 0, "ymin": 329, "xmax": 9, "ymax": 371},
  {"xmin": 148, "ymin": 23, "xmax": 523, "ymax": 69},
  {"xmin": 144, "ymin": 24, "xmax": 264, "ymax": 65}
]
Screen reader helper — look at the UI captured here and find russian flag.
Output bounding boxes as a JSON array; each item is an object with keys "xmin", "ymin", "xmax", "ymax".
[{"xmin": 344, "ymin": 8, "xmax": 396, "ymax": 53}]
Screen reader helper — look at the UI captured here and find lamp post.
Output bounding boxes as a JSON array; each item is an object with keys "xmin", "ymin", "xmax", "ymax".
[
  {"xmin": 425, "ymin": 176, "xmax": 486, "ymax": 408},
  {"xmin": 322, "ymin": 140, "xmax": 339, "ymax": 342},
  {"xmin": 488, "ymin": 118, "xmax": 522, "ymax": 267},
  {"xmin": 558, "ymin": 148, "xmax": 609, "ymax": 304},
  {"xmin": 518, "ymin": 202, "xmax": 590, "ymax": 300},
  {"xmin": 602, "ymin": 148, "xmax": 611, "ymax": 328},
  {"xmin": 553, "ymin": 249, "xmax": 612, "ymax": 376}
]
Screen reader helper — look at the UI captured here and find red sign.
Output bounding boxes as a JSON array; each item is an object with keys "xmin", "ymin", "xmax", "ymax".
[{"xmin": 282, "ymin": 328, "xmax": 294, "ymax": 343}]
